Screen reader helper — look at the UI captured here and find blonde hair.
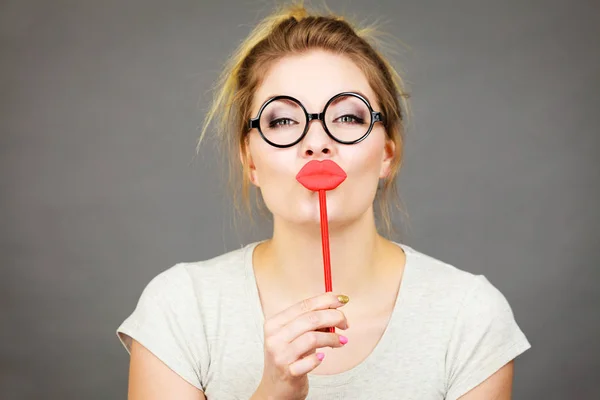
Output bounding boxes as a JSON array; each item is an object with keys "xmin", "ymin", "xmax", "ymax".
[{"xmin": 197, "ymin": 1, "xmax": 410, "ymax": 238}]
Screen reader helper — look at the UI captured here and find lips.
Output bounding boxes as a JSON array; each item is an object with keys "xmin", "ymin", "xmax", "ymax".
[{"xmin": 296, "ymin": 160, "xmax": 347, "ymax": 191}]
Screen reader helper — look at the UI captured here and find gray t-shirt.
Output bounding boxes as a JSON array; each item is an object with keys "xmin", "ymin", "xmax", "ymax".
[{"xmin": 116, "ymin": 241, "xmax": 531, "ymax": 399}]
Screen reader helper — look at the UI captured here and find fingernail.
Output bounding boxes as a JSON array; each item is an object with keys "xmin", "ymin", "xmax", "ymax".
[
  {"xmin": 337, "ymin": 295, "xmax": 349, "ymax": 304},
  {"xmin": 339, "ymin": 335, "xmax": 349, "ymax": 345},
  {"xmin": 316, "ymin": 352, "xmax": 325, "ymax": 361}
]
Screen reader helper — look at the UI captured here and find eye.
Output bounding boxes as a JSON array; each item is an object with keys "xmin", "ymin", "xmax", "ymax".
[
  {"xmin": 335, "ymin": 114, "xmax": 365, "ymax": 124},
  {"xmin": 269, "ymin": 118, "xmax": 297, "ymax": 128}
]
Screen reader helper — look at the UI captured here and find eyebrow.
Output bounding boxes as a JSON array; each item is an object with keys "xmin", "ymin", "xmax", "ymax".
[
  {"xmin": 262, "ymin": 90, "xmax": 374, "ymax": 108},
  {"xmin": 268, "ymin": 98, "xmax": 299, "ymax": 107},
  {"xmin": 346, "ymin": 90, "xmax": 372, "ymax": 103}
]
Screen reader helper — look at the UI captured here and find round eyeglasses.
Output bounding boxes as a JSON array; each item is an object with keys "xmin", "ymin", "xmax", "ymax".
[{"xmin": 247, "ymin": 91, "xmax": 385, "ymax": 148}]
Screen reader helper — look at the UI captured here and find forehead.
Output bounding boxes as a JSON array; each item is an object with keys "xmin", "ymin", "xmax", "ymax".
[{"xmin": 253, "ymin": 50, "xmax": 379, "ymax": 111}]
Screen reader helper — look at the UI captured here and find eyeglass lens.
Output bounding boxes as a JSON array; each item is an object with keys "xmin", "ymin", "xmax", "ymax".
[{"xmin": 258, "ymin": 94, "xmax": 372, "ymax": 146}]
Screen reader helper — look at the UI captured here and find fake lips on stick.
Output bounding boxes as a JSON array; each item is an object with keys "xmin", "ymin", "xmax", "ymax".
[{"xmin": 296, "ymin": 160, "xmax": 347, "ymax": 333}]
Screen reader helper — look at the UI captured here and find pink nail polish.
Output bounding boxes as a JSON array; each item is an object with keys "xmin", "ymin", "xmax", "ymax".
[
  {"xmin": 339, "ymin": 335, "xmax": 349, "ymax": 345},
  {"xmin": 316, "ymin": 352, "xmax": 325, "ymax": 361}
]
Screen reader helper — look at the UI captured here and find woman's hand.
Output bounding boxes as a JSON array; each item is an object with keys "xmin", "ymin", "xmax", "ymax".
[{"xmin": 252, "ymin": 292, "xmax": 350, "ymax": 400}]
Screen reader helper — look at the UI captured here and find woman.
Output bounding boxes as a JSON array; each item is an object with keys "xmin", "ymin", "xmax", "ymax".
[{"xmin": 116, "ymin": 2, "xmax": 531, "ymax": 399}]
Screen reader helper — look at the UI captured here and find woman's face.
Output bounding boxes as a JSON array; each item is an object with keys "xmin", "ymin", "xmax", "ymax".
[{"xmin": 245, "ymin": 50, "xmax": 395, "ymax": 228}]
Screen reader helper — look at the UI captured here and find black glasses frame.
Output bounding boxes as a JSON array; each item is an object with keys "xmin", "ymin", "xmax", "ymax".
[{"xmin": 247, "ymin": 91, "xmax": 385, "ymax": 148}]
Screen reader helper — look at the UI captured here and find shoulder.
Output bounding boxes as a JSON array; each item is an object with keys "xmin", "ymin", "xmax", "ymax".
[
  {"xmin": 132, "ymin": 242, "xmax": 259, "ymax": 320},
  {"xmin": 116, "ymin": 243, "xmax": 255, "ymax": 392},
  {"xmin": 117, "ymin": 241, "xmax": 259, "ymax": 351},
  {"xmin": 400, "ymin": 243, "xmax": 481, "ymax": 300},
  {"xmin": 398, "ymin": 243, "xmax": 531, "ymax": 399},
  {"xmin": 176, "ymin": 242, "xmax": 256, "ymax": 296},
  {"xmin": 399, "ymin": 243, "xmax": 519, "ymax": 322},
  {"xmin": 147, "ymin": 242, "xmax": 255, "ymax": 292},
  {"xmin": 398, "ymin": 245, "xmax": 534, "ymax": 399}
]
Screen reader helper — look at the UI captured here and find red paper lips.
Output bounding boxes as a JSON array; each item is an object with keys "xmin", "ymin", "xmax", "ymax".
[{"xmin": 295, "ymin": 160, "xmax": 347, "ymax": 191}]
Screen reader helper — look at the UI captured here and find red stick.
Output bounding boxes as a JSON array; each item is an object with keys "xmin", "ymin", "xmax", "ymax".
[
  {"xmin": 318, "ymin": 189, "xmax": 335, "ymax": 333},
  {"xmin": 296, "ymin": 160, "xmax": 346, "ymax": 335}
]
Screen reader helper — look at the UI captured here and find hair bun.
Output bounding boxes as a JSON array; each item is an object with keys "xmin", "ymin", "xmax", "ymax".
[{"xmin": 280, "ymin": 3, "xmax": 309, "ymax": 21}]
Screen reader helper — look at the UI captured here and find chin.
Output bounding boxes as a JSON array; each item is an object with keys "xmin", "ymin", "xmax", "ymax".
[
  {"xmin": 287, "ymin": 203, "xmax": 323, "ymax": 226},
  {"xmin": 266, "ymin": 187, "xmax": 371, "ymax": 228},
  {"xmin": 276, "ymin": 202, "xmax": 362, "ymax": 229}
]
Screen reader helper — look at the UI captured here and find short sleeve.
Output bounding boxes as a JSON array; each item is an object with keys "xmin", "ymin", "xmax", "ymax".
[
  {"xmin": 116, "ymin": 264, "xmax": 208, "ymax": 391},
  {"xmin": 444, "ymin": 275, "xmax": 531, "ymax": 400}
]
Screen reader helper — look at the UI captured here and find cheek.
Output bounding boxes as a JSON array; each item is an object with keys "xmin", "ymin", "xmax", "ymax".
[
  {"xmin": 248, "ymin": 137, "xmax": 295, "ymax": 188},
  {"xmin": 346, "ymin": 133, "xmax": 387, "ymax": 178},
  {"xmin": 251, "ymin": 150, "xmax": 304, "ymax": 217}
]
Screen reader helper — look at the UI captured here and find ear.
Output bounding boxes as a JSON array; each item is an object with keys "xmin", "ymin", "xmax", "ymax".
[
  {"xmin": 240, "ymin": 139, "xmax": 260, "ymax": 187},
  {"xmin": 379, "ymin": 138, "xmax": 396, "ymax": 179}
]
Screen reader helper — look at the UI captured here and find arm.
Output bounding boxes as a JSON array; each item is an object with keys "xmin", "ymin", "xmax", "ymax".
[
  {"xmin": 458, "ymin": 361, "xmax": 514, "ymax": 400},
  {"xmin": 128, "ymin": 339, "xmax": 206, "ymax": 400}
]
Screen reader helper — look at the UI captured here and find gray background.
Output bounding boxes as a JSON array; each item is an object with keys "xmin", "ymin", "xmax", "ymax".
[{"xmin": 1, "ymin": 0, "xmax": 598, "ymax": 398}]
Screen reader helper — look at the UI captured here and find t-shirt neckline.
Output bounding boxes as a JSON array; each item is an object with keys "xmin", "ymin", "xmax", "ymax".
[{"xmin": 243, "ymin": 240, "xmax": 415, "ymax": 387}]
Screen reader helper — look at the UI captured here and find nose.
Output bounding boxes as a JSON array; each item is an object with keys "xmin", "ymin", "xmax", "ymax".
[{"xmin": 300, "ymin": 118, "xmax": 334, "ymax": 157}]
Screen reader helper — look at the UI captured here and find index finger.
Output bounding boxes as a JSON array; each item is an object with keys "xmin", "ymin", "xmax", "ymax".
[{"xmin": 264, "ymin": 292, "xmax": 349, "ymax": 334}]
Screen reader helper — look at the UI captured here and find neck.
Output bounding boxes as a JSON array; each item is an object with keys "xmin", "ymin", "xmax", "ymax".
[{"xmin": 255, "ymin": 207, "xmax": 388, "ymax": 300}]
